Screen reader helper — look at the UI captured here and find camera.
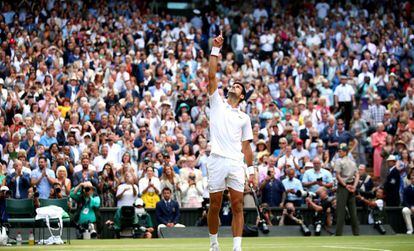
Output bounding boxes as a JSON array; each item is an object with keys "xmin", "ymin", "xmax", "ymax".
[
  {"xmin": 257, "ymin": 219, "xmax": 269, "ymax": 234},
  {"xmin": 300, "ymin": 222, "xmax": 311, "ymax": 236},
  {"xmin": 356, "ymin": 189, "xmax": 375, "ymax": 199},
  {"xmin": 189, "ymin": 175, "xmax": 196, "ymax": 181},
  {"xmin": 316, "ymin": 177, "xmax": 323, "ymax": 182},
  {"xmin": 84, "ymin": 187, "xmax": 91, "ymax": 193},
  {"xmin": 296, "ymin": 190, "xmax": 317, "ymax": 199},
  {"xmin": 314, "ymin": 220, "xmax": 322, "ymax": 236},
  {"xmin": 143, "ymin": 158, "xmax": 151, "ymax": 164},
  {"xmin": 374, "ymin": 220, "xmax": 386, "ymax": 235},
  {"xmin": 88, "ymin": 223, "xmax": 97, "ymax": 238},
  {"xmin": 267, "ymin": 170, "xmax": 272, "ymax": 176}
]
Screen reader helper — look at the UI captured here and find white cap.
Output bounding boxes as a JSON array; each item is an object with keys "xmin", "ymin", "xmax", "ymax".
[
  {"xmin": 304, "ymin": 162, "xmax": 314, "ymax": 168},
  {"xmin": 0, "ymin": 186, "xmax": 9, "ymax": 191},
  {"xmin": 386, "ymin": 155, "xmax": 397, "ymax": 161},
  {"xmin": 134, "ymin": 198, "xmax": 144, "ymax": 206}
]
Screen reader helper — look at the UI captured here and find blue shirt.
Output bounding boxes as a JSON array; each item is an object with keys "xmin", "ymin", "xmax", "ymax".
[
  {"xmin": 38, "ymin": 135, "xmax": 58, "ymax": 149},
  {"xmin": 282, "ymin": 177, "xmax": 303, "ymax": 201},
  {"xmin": 30, "ymin": 168, "xmax": 56, "ymax": 199},
  {"xmin": 261, "ymin": 179, "xmax": 285, "ymax": 207},
  {"xmin": 302, "ymin": 168, "xmax": 333, "ymax": 193}
]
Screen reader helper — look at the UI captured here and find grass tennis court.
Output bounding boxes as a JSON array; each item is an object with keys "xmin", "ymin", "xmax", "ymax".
[{"xmin": 2, "ymin": 235, "xmax": 414, "ymax": 251}]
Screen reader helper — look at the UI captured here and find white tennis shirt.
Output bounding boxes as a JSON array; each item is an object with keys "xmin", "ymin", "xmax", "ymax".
[{"xmin": 209, "ymin": 89, "xmax": 253, "ymax": 162}]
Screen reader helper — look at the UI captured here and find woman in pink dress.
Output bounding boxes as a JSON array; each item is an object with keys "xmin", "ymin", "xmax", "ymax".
[{"xmin": 371, "ymin": 123, "xmax": 387, "ymax": 177}]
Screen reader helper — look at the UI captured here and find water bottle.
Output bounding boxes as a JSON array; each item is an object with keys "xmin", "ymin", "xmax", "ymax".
[
  {"xmin": 28, "ymin": 231, "xmax": 35, "ymax": 245},
  {"xmin": 16, "ymin": 232, "xmax": 22, "ymax": 246}
]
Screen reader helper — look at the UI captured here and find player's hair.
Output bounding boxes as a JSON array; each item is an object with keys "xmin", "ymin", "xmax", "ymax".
[{"xmin": 233, "ymin": 81, "xmax": 246, "ymax": 103}]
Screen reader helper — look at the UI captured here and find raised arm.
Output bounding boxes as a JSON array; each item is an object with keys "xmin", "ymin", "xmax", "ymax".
[{"xmin": 208, "ymin": 31, "xmax": 224, "ymax": 95}]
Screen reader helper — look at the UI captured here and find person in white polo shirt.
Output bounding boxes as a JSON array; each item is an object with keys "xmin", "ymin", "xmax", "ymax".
[
  {"xmin": 334, "ymin": 75, "xmax": 356, "ymax": 130},
  {"xmin": 207, "ymin": 31, "xmax": 254, "ymax": 251}
]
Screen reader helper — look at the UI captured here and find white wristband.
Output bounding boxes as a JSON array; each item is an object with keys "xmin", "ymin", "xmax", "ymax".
[
  {"xmin": 211, "ymin": 46, "xmax": 221, "ymax": 57},
  {"xmin": 247, "ymin": 166, "xmax": 255, "ymax": 175}
]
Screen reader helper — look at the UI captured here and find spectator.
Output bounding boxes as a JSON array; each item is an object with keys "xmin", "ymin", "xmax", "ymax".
[
  {"xmin": 383, "ymin": 155, "xmax": 401, "ymax": 207},
  {"xmin": 139, "ymin": 166, "xmax": 161, "ymax": 208},
  {"xmin": 70, "ymin": 181, "xmax": 101, "ymax": 236},
  {"xmin": 260, "ymin": 166, "xmax": 285, "ymax": 207},
  {"xmin": 334, "ymin": 76, "xmax": 355, "ymax": 130},
  {"xmin": 181, "ymin": 172, "xmax": 204, "ymax": 208},
  {"xmin": 38, "ymin": 126, "xmax": 58, "ymax": 150},
  {"xmin": 116, "ymin": 172, "xmax": 138, "ymax": 207},
  {"xmin": 133, "ymin": 198, "xmax": 154, "ymax": 238},
  {"xmin": 72, "ymin": 156, "xmax": 99, "ymax": 188},
  {"xmin": 302, "ymin": 159, "xmax": 333, "ymax": 193},
  {"xmin": 371, "ymin": 123, "xmax": 387, "ymax": 178},
  {"xmin": 402, "ymin": 172, "xmax": 414, "ymax": 234},
  {"xmin": 55, "ymin": 166, "xmax": 71, "ymax": 197},
  {"xmin": 160, "ymin": 165, "xmax": 182, "ymax": 205},
  {"xmin": 282, "ymin": 168, "xmax": 303, "ymax": 207},
  {"xmin": 156, "ymin": 187, "xmax": 185, "ymax": 232},
  {"xmin": 98, "ymin": 163, "xmax": 118, "ymax": 207},
  {"xmin": 6, "ymin": 160, "xmax": 31, "ymax": 199},
  {"xmin": 30, "ymin": 156, "xmax": 56, "ymax": 199}
]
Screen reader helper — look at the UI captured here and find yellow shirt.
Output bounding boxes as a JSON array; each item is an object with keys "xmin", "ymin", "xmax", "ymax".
[
  {"xmin": 58, "ymin": 105, "xmax": 71, "ymax": 118},
  {"xmin": 141, "ymin": 192, "xmax": 160, "ymax": 208}
]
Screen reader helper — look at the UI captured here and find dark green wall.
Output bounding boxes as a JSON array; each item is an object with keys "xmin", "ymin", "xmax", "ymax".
[{"xmin": 97, "ymin": 207, "xmax": 407, "ymax": 238}]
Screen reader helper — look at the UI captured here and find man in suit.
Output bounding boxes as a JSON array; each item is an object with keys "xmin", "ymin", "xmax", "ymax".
[
  {"xmin": 402, "ymin": 172, "xmax": 414, "ymax": 234},
  {"xmin": 155, "ymin": 187, "xmax": 185, "ymax": 233},
  {"xmin": 383, "ymin": 155, "xmax": 401, "ymax": 206},
  {"xmin": 72, "ymin": 156, "xmax": 99, "ymax": 188},
  {"xmin": 56, "ymin": 119, "xmax": 71, "ymax": 145},
  {"xmin": 6, "ymin": 160, "xmax": 31, "ymax": 199}
]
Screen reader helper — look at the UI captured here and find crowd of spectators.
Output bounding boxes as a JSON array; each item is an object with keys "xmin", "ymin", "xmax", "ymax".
[{"xmin": 1, "ymin": 0, "xmax": 414, "ymax": 234}]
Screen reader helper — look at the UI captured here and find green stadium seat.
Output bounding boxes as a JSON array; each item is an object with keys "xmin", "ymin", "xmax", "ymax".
[{"xmin": 6, "ymin": 198, "xmax": 36, "ymax": 240}]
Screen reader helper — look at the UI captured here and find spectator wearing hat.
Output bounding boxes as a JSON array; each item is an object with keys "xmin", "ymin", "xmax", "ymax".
[
  {"xmin": 255, "ymin": 139, "xmax": 269, "ymax": 161},
  {"xmin": 292, "ymin": 139, "xmax": 310, "ymax": 169},
  {"xmin": 302, "ymin": 158, "xmax": 333, "ymax": 193},
  {"xmin": 335, "ymin": 143, "xmax": 359, "ymax": 236},
  {"xmin": 384, "ymin": 155, "xmax": 401, "ymax": 206},
  {"xmin": 371, "ymin": 123, "xmax": 388, "ymax": 178},
  {"xmin": 70, "ymin": 181, "xmax": 101, "ymax": 234}
]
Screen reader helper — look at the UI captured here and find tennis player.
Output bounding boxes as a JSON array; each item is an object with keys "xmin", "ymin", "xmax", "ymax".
[{"xmin": 207, "ymin": 31, "xmax": 254, "ymax": 251}]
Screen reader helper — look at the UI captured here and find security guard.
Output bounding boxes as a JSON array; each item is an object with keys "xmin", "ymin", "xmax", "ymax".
[{"xmin": 334, "ymin": 143, "xmax": 360, "ymax": 236}]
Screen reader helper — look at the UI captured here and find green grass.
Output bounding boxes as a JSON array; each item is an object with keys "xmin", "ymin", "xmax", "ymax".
[{"xmin": 2, "ymin": 235, "xmax": 414, "ymax": 251}]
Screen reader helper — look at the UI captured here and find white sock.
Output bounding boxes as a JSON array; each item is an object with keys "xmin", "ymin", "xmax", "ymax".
[
  {"xmin": 233, "ymin": 236, "xmax": 242, "ymax": 249},
  {"xmin": 209, "ymin": 233, "xmax": 218, "ymax": 246}
]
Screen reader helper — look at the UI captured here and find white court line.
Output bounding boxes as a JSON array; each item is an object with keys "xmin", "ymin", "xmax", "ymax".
[{"xmin": 322, "ymin": 245, "xmax": 391, "ymax": 251}]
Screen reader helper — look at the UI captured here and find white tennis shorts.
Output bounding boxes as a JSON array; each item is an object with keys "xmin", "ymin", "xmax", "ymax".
[{"xmin": 207, "ymin": 154, "xmax": 245, "ymax": 193}]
